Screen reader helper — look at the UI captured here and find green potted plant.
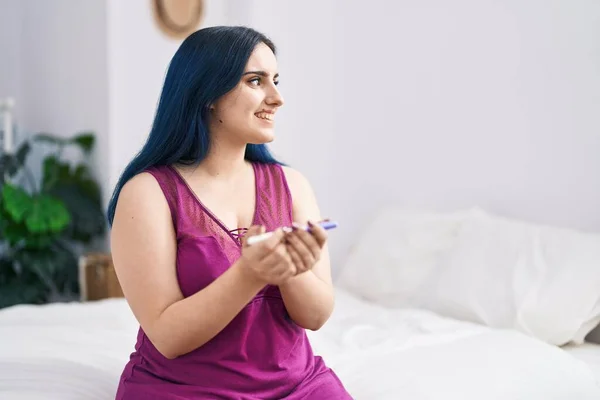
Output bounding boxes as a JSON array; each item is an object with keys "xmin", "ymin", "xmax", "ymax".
[{"xmin": 0, "ymin": 131, "xmax": 106, "ymax": 308}]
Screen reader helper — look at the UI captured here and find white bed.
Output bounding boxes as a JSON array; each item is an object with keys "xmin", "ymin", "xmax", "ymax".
[
  {"xmin": 562, "ymin": 342, "xmax": 600, "ymax": 383},
  {"xmin": 312, "ymin": 289, "xmax": 600, "ymax": 399},
  {"xmin": 0, "ymin": 288, "xmax": 599, "ymax": 400}
]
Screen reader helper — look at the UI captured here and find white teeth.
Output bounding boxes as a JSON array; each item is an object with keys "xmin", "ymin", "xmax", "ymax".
[{"xmin": 255, "ymin": 112, "xmax": 273, "ymax": 121}]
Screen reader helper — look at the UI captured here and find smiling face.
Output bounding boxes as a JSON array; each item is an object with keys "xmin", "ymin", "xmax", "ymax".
[{"xmin": 209, "ymin": 42, "xmax": 284, "ymax": 145}]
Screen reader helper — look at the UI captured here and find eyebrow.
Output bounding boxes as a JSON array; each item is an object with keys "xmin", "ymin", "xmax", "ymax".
[{"xmin": 243, "ymin": 70, "xmax": 279, "ymax": 79}]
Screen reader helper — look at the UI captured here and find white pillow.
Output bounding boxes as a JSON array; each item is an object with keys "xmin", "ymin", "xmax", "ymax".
[
  {"xmin": 427, "ymin": 211, "xmax": 600, "ymax": 345},
  {"xmin": 337, "ymin": 208, "xmax": 600, "ymax": 346},
  {"xmin": 336, "ymin": 207, "xmax": 479, "ymax": 306}
]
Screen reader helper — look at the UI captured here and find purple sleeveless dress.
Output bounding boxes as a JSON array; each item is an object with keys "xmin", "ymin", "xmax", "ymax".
[{"xmin": 115, "ymin": 162, "xmax": 352, "ymax": 399}]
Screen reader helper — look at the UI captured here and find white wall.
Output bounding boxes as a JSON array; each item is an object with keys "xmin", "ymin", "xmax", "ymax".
[
  {"xmin": 0, "ymin": 0, "xmax": 23, "ymax": 124},
  {"xmin": 248, "ymin": 0, "xmax": 600, "ymax": 270},
  {"xmin": 18, "ymin": 0, "xmax": 109, "ymax": 198},
  {"xmin": 105, "ymin": 0, "xmax": 227, "ymax": 202}
]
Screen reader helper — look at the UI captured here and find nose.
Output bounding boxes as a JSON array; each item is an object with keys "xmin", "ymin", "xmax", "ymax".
[{"xmin": 265, "ymin": 85, "xmax": 284, "ymax": 108}]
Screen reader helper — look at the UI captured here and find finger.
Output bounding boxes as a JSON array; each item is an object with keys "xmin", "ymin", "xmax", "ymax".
[
  {"xmin": 286, "ymin": 242, "xmax": 307, "ymax": 273},
  {"xmin": 291, "ymin": 224, "xmax": 321, "ymax": 260},
  {"xmin": 262, "ymin": 243, "xmax": 288, "ymax": 267},
  {"xmin": 259, "ymin": 228, "xmax": 286, "ymax": 253},
  {"xmin": 287, "ymin": 230, "xmax": 316, "ymax": 268},
  {"xmin": 277, "ymin": 259, "xmax": 298, "ymax": 282},
  {"xmin": 276, "ymin": 244, "xmax": 297, "ymax": 274},
  {"xmin": 242, "ymin": 225, "xmax": 265, "ymax": 247},
  {"xmin": 276, "ymin": 243, "xmax": 292, "ymax": 262},
  {"xmin": 271, "ymin": 254, "xmax": 296, "ymax": 282},
  {"xmin": 285, "ymin": 233, "xmax": 310, "ymax": 271},
  {"xmin": 307, "ymin": 220, "xmax": 328, "ymax": 247},
  {"xmin": 285, "ymin": 261, "xmax": 297, "ymax": 277}
]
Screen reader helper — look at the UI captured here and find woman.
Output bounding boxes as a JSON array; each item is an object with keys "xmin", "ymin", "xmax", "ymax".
[{"xmin": 108, "ymin": 26, "xmax": 352, "ymax": 399}]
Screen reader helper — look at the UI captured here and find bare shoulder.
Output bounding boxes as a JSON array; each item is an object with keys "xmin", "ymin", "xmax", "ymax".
[
  {"xmin": 281, "ymin": 166, "xmax": 312, "ymax": 197},
  {"xmin": 114, "ymin": 172, "xmax": 171, "ymax": 221},
  {"xmin": 281, "ymin": 166, "xmax": 320, "ymax": 221},
  {"xmin": 111, "ymin": 171, "xmax": 173, "ymax": 253},
  {"xmin": 118, "ymin": 172, "xmax": 164, "ymax": 207}
]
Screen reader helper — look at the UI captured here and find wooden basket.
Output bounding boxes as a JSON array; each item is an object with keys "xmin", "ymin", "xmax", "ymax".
[{"xmin": 78, "ymin": 253, "xmax": 124, "ymax": 301}]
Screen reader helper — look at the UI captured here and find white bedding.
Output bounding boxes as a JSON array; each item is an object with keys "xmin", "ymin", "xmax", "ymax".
[
  {"xmin": 0, "ymin": 289, "xmax": 599, "ymax": 399},
  {"xmin": 0, "ymin": 299, "xmax": 135, "ymax": 400},
  {"xmin": 562, "ymin": 342, "xmax": 600, "ymax": 382}
]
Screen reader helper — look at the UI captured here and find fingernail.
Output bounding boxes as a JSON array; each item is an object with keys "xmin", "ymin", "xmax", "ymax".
[{"xmin": 292, "ymin": 222, "xmax": 301, "ymax": 230}]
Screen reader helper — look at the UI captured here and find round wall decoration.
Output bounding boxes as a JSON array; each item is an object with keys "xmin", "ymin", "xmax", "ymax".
[{"xmin": 152, "ymin": 0, "xmax": 205, "ymax": 40}]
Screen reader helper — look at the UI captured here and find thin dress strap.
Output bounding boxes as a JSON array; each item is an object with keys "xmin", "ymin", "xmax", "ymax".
[
  {"xmin": 252, "ymin": 162, "xmax": 294, "ymax": 230},
  {"xmin": 144, "ymin": 165, "xmax": 180, "ymax": 230}
]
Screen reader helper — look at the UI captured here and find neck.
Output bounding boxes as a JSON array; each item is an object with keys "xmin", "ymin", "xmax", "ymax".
[{"xmin": 197, "ymin": 136, "xmax": 248, "ymax": 179}]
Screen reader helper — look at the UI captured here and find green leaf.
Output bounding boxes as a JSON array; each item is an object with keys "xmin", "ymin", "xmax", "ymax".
[
  {"xmin": 0, "ymin": 257, "xmax": 48, "ymax": 308},
  {"xmin": 41, "ymin": 156, "xmax": 63, "ymax": 192},
  {"xmin": 0, "ymin": 155, "xmax": 9, "ymax": 185},
  {"xmin": 77, "ymin": 177, "xmax": 102, "ymax": 207},
  {"xmin": 0, "ymin": 195, "xmax": 60, "ymax": 249},
  {"xmin": 1, "ymin": 224, "xmax": 57, "ymax": 250},
  {"xmin": 13, "ymin": 243, "xmax": 79, "ymax": 297},
  {"xmin": 73, "ymin": 164, "xmax": 89, "ymax": 181},
  {"xmin": 33, "ymin": 133, "xmax": 66, "ymax": 146},
  {"xmin": 14, "ymin": 247, "xmax": 57, "ymax": 278},
  {"xmin": 0, "ymin": 281, "xmax": 47, "ymax": 308},
  {"xmin": 0, "ymin": 141, "xmax": 30, "ymax": 179},
  {"xmin": 46, "ymin": 241, "xmax": 79, "ymax": 294},
  {"xmin": 39, "ymin": 156, "xmax": 105, "ymax": 244},
  {"xmin": 0, "ymin": 256, "xmax": 14, "ymax": 278},
  {"xmin": 0, "ymin": 155, "xmax": 15, "ymax": 180},
  {"xmin": 1, "ymin": 184, "xmax": 70, "ymax": 239},
  {"xmin": 70, "ymin": 132, "xmax": 95, "ymax": 153},
  {"xmin": 24, "ymin": 234, "xmax": 56, "ymax": 249},
  {"xmin": 25, "ymin": 195, "xmax": 71, "ymax": 234},
  {"xmin": 48, "ymin": 162, "xmax": 102, "ymax": 205},
  {"xmin": 49, "ymin": 184, "xmax": 105, "ymax": 243},
  {"xmin": 2, "ymin": 220, "xmax": 30, "ymax": 246},
  {"xmin": 15, "ymin": 141, "xmax": 31, "ymax": 168},
  {"xmin": 0, "ymin": 202, "xmax": 6, "ymax": 234},
  {"xmin": 70, "ymin": 164, "xmax": 102, "ymax": 206},
  {"xmin": 1, "ymin": 183, "xmax": 34, "ymax": 223}
]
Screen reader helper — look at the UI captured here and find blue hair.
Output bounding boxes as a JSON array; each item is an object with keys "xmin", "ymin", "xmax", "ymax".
[{"xmin": 106, "ymin": 26, "xmax": 282, "ymax": 225}]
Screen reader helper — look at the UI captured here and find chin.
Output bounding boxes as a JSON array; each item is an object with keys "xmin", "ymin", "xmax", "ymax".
[{"xmin": 248, "ymin": 131, "xmax": 275, "ymax": 144}]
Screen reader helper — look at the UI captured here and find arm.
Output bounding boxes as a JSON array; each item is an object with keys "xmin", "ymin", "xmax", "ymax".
[
  {"xmin": 110, "ymin": 173, "xmax": 265, "ymax": 359},
  {"xmin": 279, "ymin": 167, "xmax": 335, "ymax": 331}
]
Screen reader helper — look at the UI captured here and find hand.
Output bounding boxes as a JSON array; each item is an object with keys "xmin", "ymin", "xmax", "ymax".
[
  {"xmin": 238, "ymin": 225, "xmax": 297, "ymax": 286},
  {"xmin": 284, "ymin": 220, "xmax": 328, "ymax": 275}
]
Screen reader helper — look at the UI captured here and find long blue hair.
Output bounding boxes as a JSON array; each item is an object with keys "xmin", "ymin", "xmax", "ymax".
[{"xmin": 107, "ymin": 26, "xmax": 282, "ymax": 225}]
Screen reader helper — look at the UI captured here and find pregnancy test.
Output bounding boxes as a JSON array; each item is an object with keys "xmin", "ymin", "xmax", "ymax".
[{"xmin": 246, "ymin": 220, "xmax": 338, "ymax": 246}]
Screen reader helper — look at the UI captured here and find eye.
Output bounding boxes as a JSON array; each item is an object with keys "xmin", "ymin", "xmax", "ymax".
[{"xmin": 248, "ymin": 77, "xmax": 279, "ymax": 87}]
